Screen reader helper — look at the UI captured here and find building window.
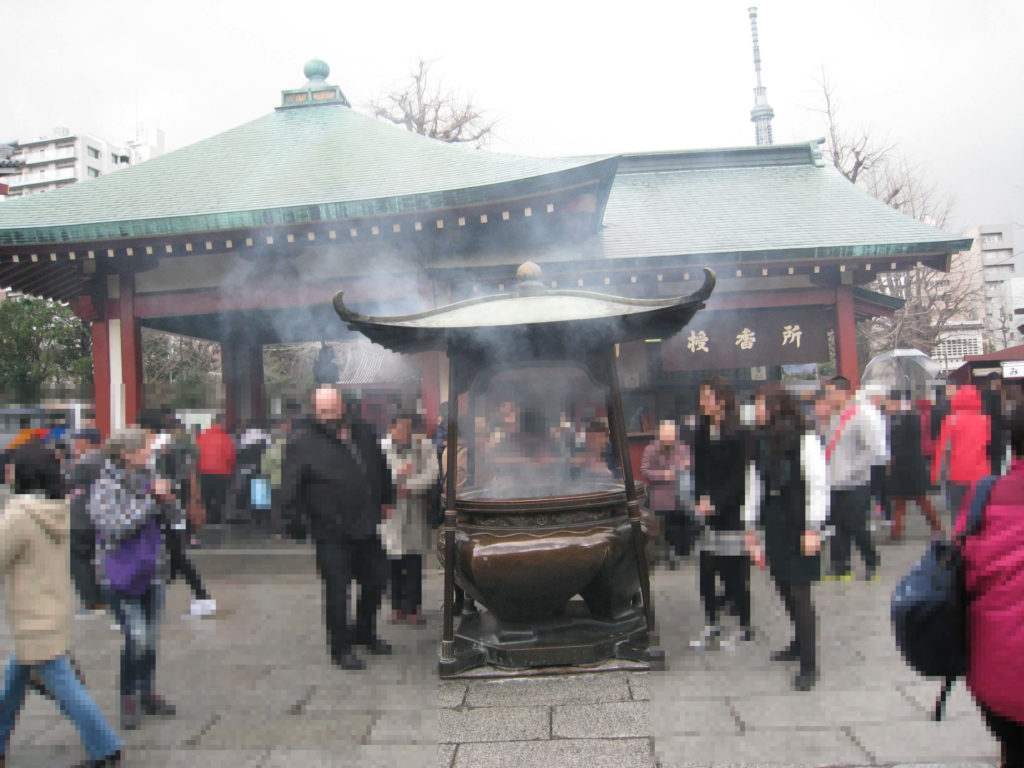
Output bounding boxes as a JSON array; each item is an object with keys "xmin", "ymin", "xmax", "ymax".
[
  {"xmin": 87, "ymin": 167, "xmax": 100, "ymax": 178},
  {"xmin": 86, "ymin": 146, "xmax": 100, "ymax": 159},
  {"xmin": 982, "ymin": 233, "xmax": 1003, "ymax": 245},
  {"xmin": 934, "ymin": 336, "xmax": 983, "ymax": 361}
]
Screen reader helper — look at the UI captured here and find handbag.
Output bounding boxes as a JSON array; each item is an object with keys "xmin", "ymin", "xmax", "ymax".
[
  {"xmin": 104, "ymin": 517, "xmax": 161, "ymax": 598},
  {"xmin": 890, "ymin": 475, "xmax": 996, "ymax": 720}
]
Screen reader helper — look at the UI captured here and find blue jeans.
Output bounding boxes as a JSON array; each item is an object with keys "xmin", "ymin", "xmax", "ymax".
[
  {"xmin": 109, "ymin": 583, "xmax": 164, "ymax": 697},
  {"xmin": 0, "ymin": 654, "xmax": 122, "ymax": 760}
]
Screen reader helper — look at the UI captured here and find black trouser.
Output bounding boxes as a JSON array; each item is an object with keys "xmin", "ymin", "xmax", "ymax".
[
  {"xmin": 870, "ymin": 464, "xmax": 890, "ymax": 519},
  {"xmin": 69, "ymin": 527, "xmax": 102, "ymax": 609},
  {"xmin": 314, "ymin": 535, "xmax": 386, "ymax": 659},
  {"xmin": 829, "ymin": 486, "xmax": 879, "ymax": 575},
  {"xmin": 775, "ymin": 580, "xmax": 816, "ymax": 675},
  {"xmin": 980, "ymin": 701, "xmax": 1024, "ymax": 768},
  {"xmin": 200, "ymin": 474, "xmax": 229, "ymax": 525},
  {"xmin": 657, "ymin": 508, "xmax": 699, "ymax": 558},
  {"xmin": 699, "ymin": 551, "xmax": 750, "ymax": 627},
  {"xmin": 165, "ymin": 529, "xmax": 209, "ymax": 601},
  {"xmin": 389, "ymin": 554, "xmax": 423, "ymax": 616}
]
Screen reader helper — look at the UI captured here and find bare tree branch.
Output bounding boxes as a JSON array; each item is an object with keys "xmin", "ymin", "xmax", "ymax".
[{"xmin": 368, "ymin": 57, "xmax": 498, "ymax": 147}]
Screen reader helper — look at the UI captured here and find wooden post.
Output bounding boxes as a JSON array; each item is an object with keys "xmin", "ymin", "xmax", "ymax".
[
  {"xmin": 835, "ymin": 284, "xmax": 860, "ymax": 388},
  {"xmin": 248, "ymin": 344, "xmax": 266, "ymax": 427},
  {"xmin": 441, "ymin": 354, "xmax": 459, "ymax": 662},
  {"xmin": 605, "ymin": 349, "xmax": 655, "ymax": 634}
]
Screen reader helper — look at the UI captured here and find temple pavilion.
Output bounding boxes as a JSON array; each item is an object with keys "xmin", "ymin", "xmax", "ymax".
[{"xmin": 0, "ymin": 61, "xmax": 971, "ymax": 436}]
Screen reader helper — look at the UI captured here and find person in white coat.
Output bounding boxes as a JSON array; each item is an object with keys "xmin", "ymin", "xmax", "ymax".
[{"xmin": 382, "ymin": 413, "xmax": 438, "ymax": 625}]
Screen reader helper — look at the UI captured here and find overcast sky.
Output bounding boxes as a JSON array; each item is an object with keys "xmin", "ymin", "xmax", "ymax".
[{"xmin": 3, "ymin": 0, "xmax": 1021, "ymax": 243}]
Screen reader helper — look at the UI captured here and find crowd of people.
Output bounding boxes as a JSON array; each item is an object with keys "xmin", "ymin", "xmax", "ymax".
[
  {"xmin": 0, "ymin": 373, "xmax": 1021, "ymax": 766},
  {"xmin": 641, "ymin": 374, "xmax": 1023, "ymax": 763}
]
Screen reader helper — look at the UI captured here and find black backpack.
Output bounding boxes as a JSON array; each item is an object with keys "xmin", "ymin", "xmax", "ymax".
[{"xmin": 890, "ymin": 475, "xmax": 997, "ymax": 720}]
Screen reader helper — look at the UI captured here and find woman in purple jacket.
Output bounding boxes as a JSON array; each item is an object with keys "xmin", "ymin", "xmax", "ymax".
[{"xmin": 959, "ymin": 406, "xmax": 1024, "ymax": 767}]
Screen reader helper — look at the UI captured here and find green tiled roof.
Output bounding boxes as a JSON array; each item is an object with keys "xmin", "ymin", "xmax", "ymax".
[
  {"xmin": 596, "ymin": 149, "xmax": 971, "ymax": 261},
  {"xmin": 427, "ymin": 141, "xmax": 971, "ymax": 271},
  {"xmin": 0, "ymin": 105, "xmax": 611, "ymax": 246}
]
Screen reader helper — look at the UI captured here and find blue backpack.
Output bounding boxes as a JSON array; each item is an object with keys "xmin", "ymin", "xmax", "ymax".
[{"xmin": 890, "ymin": 475, "xmax": 997, "ymax": 720}]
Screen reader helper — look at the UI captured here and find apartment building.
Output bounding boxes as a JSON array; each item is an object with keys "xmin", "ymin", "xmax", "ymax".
[{"xmin": 1, "ymin": 127, "xmax": 163, "ymax": 198}]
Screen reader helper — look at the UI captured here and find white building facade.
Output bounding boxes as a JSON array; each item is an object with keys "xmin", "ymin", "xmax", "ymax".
[
  {"xmin": 974, "ymin": 224, "xmax": 1019, "ymax": 349},
  {"xmin": 1, "ymin": 127, "xmax": 163, "ymax": 198}
]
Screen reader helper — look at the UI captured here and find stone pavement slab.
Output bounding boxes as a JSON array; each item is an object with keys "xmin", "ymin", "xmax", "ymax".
[
  {"xmin": 728, "ymin": 688, "xmax": 919, "ymax": 729},
  {"xmin": 451, "ymin": 737, "xmax": 655, "ymax": 768},
  {"xmin": 367, "ymin": 709, "xmax": 438, "ymax": 745},
  {"xmin": 649, "ymin": 699, "xmax": 740, "ymax": 736},
  {"xmin": 552, "ymin": 701, "xmax": 649, "ymax": 738},
  {"xmin": 260, "ymin": 745, "xmax": 436, "ymax": 767},
  {"xmin": 464, "ymin": 672, "xmax": 631, "ymax": 708},
  {"xmin": 851, "ymin": 719, "xmax": 1000, "ymax": 763},
  {"xmin": 653, "ymin": 728, "xmax": 871, "ymax": 767},
  {"xmin": 439, "ymin": 706, "xmax": 550, "ymax": 743},
  {"xmin": 196, "ymin": 712, "xmax": 376, "ymax": 749}
]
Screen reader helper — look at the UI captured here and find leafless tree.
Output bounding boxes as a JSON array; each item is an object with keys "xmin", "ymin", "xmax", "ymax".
[
  {"xmin": 368, "ymin": 58, "xmax": 497, "ymax": 146},
  {"xmin": 814, "ymin": 69, "xmax": 977, "ymax": 363},
  {"xmin": 142, "ymin": 328, "xmax": 220, "ymax": 385}
]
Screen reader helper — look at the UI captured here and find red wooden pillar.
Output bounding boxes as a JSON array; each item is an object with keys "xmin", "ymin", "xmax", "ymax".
[
  {"xmin": 91, "ymin": 319, "xmax": 111, "ymax": 438},
  {"xmin": 118, "ymin": 274, "xmax": 144, "ymax": 427},
  {"xmin": 420, "ymin": 351, "xmax": 441, "ymax": 437},
  {"xmin": 835, "ymin": 284, "xmax": 860, "ymax": 388}
]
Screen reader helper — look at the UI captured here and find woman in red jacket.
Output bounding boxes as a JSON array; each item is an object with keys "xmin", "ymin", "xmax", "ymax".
[
  {"xmin": 932, "ymin": 385, "xmax": 990, "ymax": 523},
  {"xmin": 958, "ymin": 406, "xmax": 1024, "ymax": 767}
]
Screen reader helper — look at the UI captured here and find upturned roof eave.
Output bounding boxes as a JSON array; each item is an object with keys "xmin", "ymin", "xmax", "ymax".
[
  {"xmin": 0, "ymin": 156, "xmax": 619, "ymax": 248},
  {"xmin": 334, "ymin": 269, "xmax": 716, "ymax": 354}
]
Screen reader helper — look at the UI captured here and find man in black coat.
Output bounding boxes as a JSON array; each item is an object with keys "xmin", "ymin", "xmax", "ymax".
[{"xmin": 281, "ymin": 386, "xmax": 395, "ymax": 670}]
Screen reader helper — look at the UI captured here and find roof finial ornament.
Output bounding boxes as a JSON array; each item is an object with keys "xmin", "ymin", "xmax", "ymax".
[
  {"xmin": 303, "ymin": 59, "xmax": 330, "ymax": 83},
  {"xmin": 747, "ymin": 7, "xmax": 775, "ymax": 146},
  {"xmin": 279, "ymin": 59, "xmax": 350, "ymax": 110}
]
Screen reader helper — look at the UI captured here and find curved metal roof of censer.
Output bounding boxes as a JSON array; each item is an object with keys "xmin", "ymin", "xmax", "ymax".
[{"xmin": 333, "ymin": 263, "xmax": 716, "ymax": 359}]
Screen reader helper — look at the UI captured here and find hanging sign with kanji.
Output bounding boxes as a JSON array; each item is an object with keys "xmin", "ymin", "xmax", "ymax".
[{"xmin": 660, "ymin": 306, "xmax": 831, "ymax": 371}]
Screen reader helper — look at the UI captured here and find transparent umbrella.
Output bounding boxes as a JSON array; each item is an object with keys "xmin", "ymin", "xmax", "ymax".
[{"xmin": 862, "ymin": 349, "xmax": 944, "ymax": 397}]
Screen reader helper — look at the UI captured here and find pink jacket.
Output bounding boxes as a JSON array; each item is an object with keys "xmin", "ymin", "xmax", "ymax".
[
  {"xmin": 640, "ymin": 440, "xmax": 689, "ymax": 512},
  {"xmin": 956, "ymin": 459, "xmax": 1024, "ymax": 722}
]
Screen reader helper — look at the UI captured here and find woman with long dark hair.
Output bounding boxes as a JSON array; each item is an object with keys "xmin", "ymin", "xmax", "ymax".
[
  {"xmin": 744, "ymin": 384, "xmax": 829, "ymax": 691},
  {"xmin": 691, "ymin": 376, "xmax": 752, "ymax": 649}
]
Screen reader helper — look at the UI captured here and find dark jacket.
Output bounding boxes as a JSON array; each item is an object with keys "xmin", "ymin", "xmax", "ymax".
[
  {"xmin": 67, "ymin": 449, "xmax": 104, "ymax": 536},
  {"xmin": 281, "ymin": 419, "xmax": 395, "ymax": 541},
  {"xmin": 693, "ymin": 418, "xmax": 746, "ymax": 531},
  {"xmin": 887, "ymin": 411, "xmax": 929, "ymax": 498}
]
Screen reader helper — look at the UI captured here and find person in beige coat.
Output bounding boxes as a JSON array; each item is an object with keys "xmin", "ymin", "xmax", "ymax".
[
  {"xmin": 0, "ymin": 442, "xmax": 123, "ymax": 768},
  {"xmin": 382, "ymin": 413, "xmax": 437, "ymax": 625}
]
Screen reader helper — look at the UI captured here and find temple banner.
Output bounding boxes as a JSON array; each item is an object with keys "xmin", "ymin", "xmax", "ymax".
[{"xmin": 660, "ymin": 305, "xmax": 832, "ymax": 371}]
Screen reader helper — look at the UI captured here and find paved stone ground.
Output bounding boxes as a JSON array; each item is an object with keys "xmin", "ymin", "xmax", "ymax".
[{"xmin": 0, "ymin": 508, "xmax": 1003, "ymax": 767}]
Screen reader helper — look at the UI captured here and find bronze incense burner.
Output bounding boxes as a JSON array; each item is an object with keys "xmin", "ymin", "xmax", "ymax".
[{"xmin": 334, "ymin": 264, "xmax": 714, "ymax": 676}]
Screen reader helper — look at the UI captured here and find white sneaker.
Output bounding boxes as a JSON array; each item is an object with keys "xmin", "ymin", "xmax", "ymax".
[
  {"xmin": 689, "ymin": 625, "xmax": 721, "ymax": 650},
  {"xmin": 190, "ymin": 598, "xmax": 217, "ymax": 617}
]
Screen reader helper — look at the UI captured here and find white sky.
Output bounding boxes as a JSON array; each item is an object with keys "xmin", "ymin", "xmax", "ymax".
[{"xmin": 3, "ymin": 0, "xmax": 1022, "ymax": 243}]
